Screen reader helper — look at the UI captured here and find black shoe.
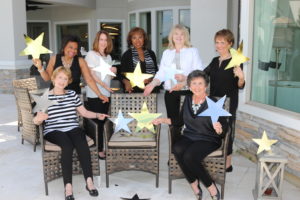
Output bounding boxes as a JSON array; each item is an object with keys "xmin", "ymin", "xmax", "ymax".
[
  {"xmin": 86, "ymin": 185, "xmax": 99, "ymax": 197},
  {"xmin": 197, "ymin": 182, "xmax": 203, "ymax": 200},
  {"xmin": 210, "ymin": 183, "xmax": 220, "ymax": 200},
  {"xmin": 226, "ymin": 165, "xmax": 233, "ymax": 172},
  {"xmin": 98, "ymin": 155, "xmax": 106, "ymax": 160},
  {"xmin": 65, "ymin": 194, "xmax": 75, "ymax": 200}
]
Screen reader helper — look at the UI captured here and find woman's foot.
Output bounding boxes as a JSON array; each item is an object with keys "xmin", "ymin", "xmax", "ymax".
[
  {"xmin": 98, "ymin": 151, "xmax": 106, "ymax": 160},
  {"xmin": 65, "ymin": 183, "xmax": 74, "ymax": 200},
  {"xmin": 208, "ymin": 182, "xmax": 220, "ymax": 200},
  {"xmin": 86, "ymin": 177, "xmax": 98, "ymax": 197},
  {"xmin": 191, "ymin": 180, "xmax": 202, "ymax": 200}
]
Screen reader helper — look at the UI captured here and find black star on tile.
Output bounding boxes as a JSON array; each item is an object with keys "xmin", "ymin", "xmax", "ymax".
[{"xmin": 121, "ymin": 194, "xmax": 150, "ymax": 200}]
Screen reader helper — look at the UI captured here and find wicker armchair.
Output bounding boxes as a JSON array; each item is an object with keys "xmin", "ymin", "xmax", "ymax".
[
  {"xmin": 13, "ymin": 78, "xmax": 38, "ymax": 132},
  {"xmin": 168, "ymin": 96, "xmax": 231, "ymax": 200},
  {"xmin": 103, "ymin": 93, "xmax": 161, "ymax": 188},
  {"xmin": 13, "ymin": 87, "xmax": 39, "ymax": 152},
  {"xmin": 39, "ymin": 118, "xmax": 100, "ymax": 195}
]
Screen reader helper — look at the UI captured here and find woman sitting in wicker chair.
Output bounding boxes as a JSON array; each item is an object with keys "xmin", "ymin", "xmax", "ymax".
[
  {"xmin": 152, "ymin": 70, "xmax": 228, "ymax": 200},
  {"xmin": 33, "ymin": 66, "xmax": 108, "ymax": 200}
]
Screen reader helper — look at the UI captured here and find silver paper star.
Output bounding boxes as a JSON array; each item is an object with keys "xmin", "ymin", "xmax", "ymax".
[
  {"xmin": 92, "ymin": 57, "xmax": 116, "ymax": 81},
  {"xmin": 162, "ymin": 63, "xmax": 183, "ymax": 84},
  {"xmin": 31, "ymin": 89, "xmax": 58, "ymax": 113},
  {"xmin": 109, "ymin": 110, "xmax": 134, "ymax": 134}
]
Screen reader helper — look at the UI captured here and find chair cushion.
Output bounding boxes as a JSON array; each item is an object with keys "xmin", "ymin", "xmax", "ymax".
[
  {"xmin": 207, "ymin": 149, "xmax": 222, "ymax": 157},
  {"xmin": 108, "ymin": 133, "xmax": 156, "ymax": 147},
  {"xmin": 45, "ymin": 136, "xmax": 94, "ymax": 151}
]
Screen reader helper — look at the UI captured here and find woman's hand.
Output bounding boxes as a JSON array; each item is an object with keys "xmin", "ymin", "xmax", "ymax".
[
  {"xmin": 33, "ymin": 112, "xmax": 48, "ymax": 125},
  {"xmin": 99, "ymin": 94, "xmax": 109, "ymax": 103},
  {"xmin": 110, "ymin": 66, "xmax": 117, "ymax": 74},
  {"xmin": 175, "ymin": 74, "xmax": 186, "ymax": 82},
  {"xmin": 213, "ymin": 122, "xmax": 223, "ymax": 135},
  {"xmin": 32, "ymin": 58, "xmax": 43, "ymax": 71},
  {"xmin": 233, "ymin": 65, "xmax": 244, "ymax": 79},
  {"xmin": 144, "ymin": 84, "xmax": 154, "ymax": 96},
  {"xmin": 96, "ymin": 113, "xmax": 110, "ymax": 120},
  {"xmin": 144, "ymin": 77, "xmax": 153, "ymax": 84},
  {"xmin": 169, "ymin": 82, "xmax": 185, "ymax": 93},
  {"xmin": 123, "ymin": 79, "xmax": 133, "ymax": 93},
  {"xmin": 152, "ymin": 118, "xmax": 171, "ymax": 125}
]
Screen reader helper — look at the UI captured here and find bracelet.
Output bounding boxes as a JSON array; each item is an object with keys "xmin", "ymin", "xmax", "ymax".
[
  {"xmin": 38, "ymin": 67, "xmax": 44, "ymax": 73},
  {"xmin": 95, "ymin": 113, "xmax": 98, "ymax": 118}
]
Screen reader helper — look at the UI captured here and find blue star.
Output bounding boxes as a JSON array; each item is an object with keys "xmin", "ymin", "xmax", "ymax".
[
  {"xmin": 162, "ymin": 63, "xmax": 183, "ymax": 84},
  {"xmin": 109, "ymin": 110, "xmax": 134, "ymax": 133},
  {"xmin": 198, "ymin": 96, "xmax": 231, "ymax": 124}
]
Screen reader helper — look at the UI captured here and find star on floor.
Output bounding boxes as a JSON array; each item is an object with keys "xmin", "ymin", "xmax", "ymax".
[
  {"xmin": 121, "ymin": 194, "xmax": 150, "ymax": 200},
  {"xmin": 128, "ymin": 102, "xmax": 161, "ymax": 133},
  {"xmin": 125, "ymin": 62, "xmax": 153, "ymax": 89},
  {"xmin": 19, "ymin": 32, "xmax": 53, "ymax": 59},
  {"xmin": 92, "ymin": 57, "xmax": 116, "ymax": 81},
  {"xmin": 252, "ymin": 131, "xmax": 278, "ymax": 154},
  {"xmin": 31, "ymin": 89, "xmax": 58, "ymax": 113},
  {"xmin": 225, "ymin": 40, "xmax": 250, "ymax": 70},
  {"xmin": 198, "ymin": 95, "xmax": 231, "ymax": 124},
  {"xmin": 109, "ymin": 110, "xmax": 134, "ymax": 134},
  {"xmin": 162, "ymin": 63, "xmax": 183, "ymax": 84}
]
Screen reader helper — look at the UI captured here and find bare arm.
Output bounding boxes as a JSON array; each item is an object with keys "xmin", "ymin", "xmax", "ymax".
[
  {"xmin": 32, "ymin": 55, "xmax": 55, "ymax": 81},
  {"xmin": 152, "ymin": 118, "xmax": 171, "ymax": 125},
  {"xmin": 76, "ymin": 105, "xmax": 109, "ymax": 120},
  {"xmin": 90, "ymin": 70, "xmax": 113, "ymax": 93}
]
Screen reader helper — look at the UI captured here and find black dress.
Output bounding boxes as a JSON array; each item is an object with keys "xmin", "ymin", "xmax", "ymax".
[{"xmin": 50, "ymin": 54, "xmax": 82, "ymax": 94}]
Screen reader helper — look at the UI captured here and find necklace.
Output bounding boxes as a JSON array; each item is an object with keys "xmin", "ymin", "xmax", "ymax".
[
  {"xmin": 62, "ymin": 56, "xmax": 73, "ymax": 68},
  {"xmin": 192, "ymin": 97, "xmax": 205, "ymax": 114},
  {"xmin": 218, "ymin": 54, "xmax": 231, "ymax": 67}
]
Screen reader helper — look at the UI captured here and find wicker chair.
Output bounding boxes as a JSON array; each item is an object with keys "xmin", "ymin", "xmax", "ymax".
[
  {"xmin": 103, "ymin": 93, "xmax": 161, "ymax": 188},
  {"xmin": 39, "ymin": 118, "xmax": 100, "ymax": 195},
  {"xmin": 13, "ymin": 78, "xmax": 38, "ymax": 132},
  {"xmin": 168, "ymin": 96, "xmax": 231, "ymax": 200},
  {"xmin": 14, "ymin": 87, "xmax": 39, "ymax": 152}
]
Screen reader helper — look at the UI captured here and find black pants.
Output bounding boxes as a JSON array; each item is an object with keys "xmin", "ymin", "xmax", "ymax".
[
  {"xmin": 44, "ymin": 128, "xmax": 93, "ymax": 186},
  {"xmin": 164, "ymin": 90, "xmax": 192, "ymax": 143},
  {"xmin": 227, "ymin": 115, "xmax": 236, "ymax": 155},
  {"xmin": 172, "ymin": 136, "xmax": 220, "ymax": 187},
  {"xmin": 87, "ymin": 97, "xmax": 110, "ymax": 152}
]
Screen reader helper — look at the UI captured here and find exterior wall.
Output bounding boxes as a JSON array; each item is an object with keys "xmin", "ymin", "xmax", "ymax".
[
  {"xmin": 127, "ymin": 0, "xmax": 189, "ymax": 12},
  {"xmin": 0, "ymin": 69, "xmax": 30, "ymax": 93}
]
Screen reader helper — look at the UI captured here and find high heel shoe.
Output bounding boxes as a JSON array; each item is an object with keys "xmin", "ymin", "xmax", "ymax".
[
  {"xmin": 197, "ymin": 182, "xmax": 203, "ymax": 200},
  {"xmin": 65, "ymin": 194, "xmax": 75, "ymax": 200},
  {"xmin": 210, "ymin": 182, "xmax": 220, "ymax": 200},
  {"xmin": 226, "ymin": 165, "xmax": 233, "ymax": 172},
  {"xmin": 86, "ymin": 185, "xmax": 99, "ymax": 197}
]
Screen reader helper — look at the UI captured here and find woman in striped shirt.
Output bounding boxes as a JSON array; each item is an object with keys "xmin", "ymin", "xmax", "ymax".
[{"xmin": 33, "ymin": 66, "xmax": 108, "ymax": 200}]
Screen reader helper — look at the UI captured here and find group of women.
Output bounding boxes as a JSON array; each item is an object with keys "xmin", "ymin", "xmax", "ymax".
[{"xmin": 32, "ymin": 24, "xmax": 245, "ymax": 200}]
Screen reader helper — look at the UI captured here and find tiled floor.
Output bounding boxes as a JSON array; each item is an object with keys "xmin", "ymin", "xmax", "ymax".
[{"xmin": 0, "ymin": 93, "xmax": 299, "ymax": 200}]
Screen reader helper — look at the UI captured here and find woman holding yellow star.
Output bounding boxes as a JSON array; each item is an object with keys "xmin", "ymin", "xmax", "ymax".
[
  {"xmin": 204, "ymin": 29, "xmax": 245, "ymax": 173},
  {"xmin": 144, "ymin": 24, "xmax": 204, "ymax": 142},
  {"xmin": 32, "ymin": 35, "xmax": 109, "ymax": 102}
]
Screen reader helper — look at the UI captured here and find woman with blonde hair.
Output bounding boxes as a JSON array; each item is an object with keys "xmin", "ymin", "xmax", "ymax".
[{"xmin": 144, "ymin": 24, "xmax": 204, "ymax": 142}]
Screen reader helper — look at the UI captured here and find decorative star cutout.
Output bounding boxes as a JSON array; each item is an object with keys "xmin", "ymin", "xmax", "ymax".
[
  {"xmin": 162, "ymin": 63, "xmax": 183, "ymax": 84},
  {"xmin": 19, "ymin": 32, "xmax": 53, "ymax": 59},
  {"xmin": 128, "ymin": 102, "xmax": 161, "ymax": 133},
  {"xmin": 31, "ymin": 90, "xmax": 58, "ymax": 113},
  {"xmin": 125, "ymin": 62, "xmax": 153, "ymax": 89},
  {"xmin": 92, "ymin": 57, "xmax": 116, "ymax": 81},
  {"xmin": 121, "ymin": 194, "xmax": 150, "ymax": 200},
  {"xmin": 109, "ymin": 110, "xmax": 134, "ymax": 134},
  {"xmin": 225, "ymin": 41, "xmax": 250, "ymax": 70},
  {"xmin": 198, "ymin": 96, "xmax": 231, "ymax": 124},
  {"xmin": 252, "ymin": 131, "xmax": 278, "ymax": 154}
]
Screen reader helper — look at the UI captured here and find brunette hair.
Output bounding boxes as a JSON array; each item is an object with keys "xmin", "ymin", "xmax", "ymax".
[
  {"xmin": 127, "ymin": 27, "xmax": 148, "ymax": 49},
  {"xmin": 60, "ymin": 35, "xmax": 81, "ymax": 56},
  {"xmin": 187, "ymin": 70, "xmax": 209, "ymax": 87},
  {"xmin": 214, "ymin": 29, "xmax": 235, "ymax": 46},
  {"xmin": 92, "ymin": 30, "xmax": 113, "ymax": 55}
]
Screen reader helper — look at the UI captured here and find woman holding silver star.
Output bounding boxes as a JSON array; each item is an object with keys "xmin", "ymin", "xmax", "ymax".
[
  {"xmin": 33, "ymin": 66, "xmax": 109, "ymax": 200},
  {"xmin": 152, "ymin": 70, "xmax": 228, "ymax": 200},
  {"xmin": 204, "ymin": 29, "xmax": 245, "ymax": 173}
]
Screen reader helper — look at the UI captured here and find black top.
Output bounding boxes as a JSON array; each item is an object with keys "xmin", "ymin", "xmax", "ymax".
[
  {"xmin": 120, "ymin": 48, "xmax": 160, "ymax": 93},
  {"xmin": 50, "ymin": 54, "xmax": 82, "ymax": 94},
  {"xmin": 173, "ymin": 94, "xmax": 229, "ymax": 145},
  {"xmin": 204, "ymin": 57, "xmax": 245, "ymax": 116}
]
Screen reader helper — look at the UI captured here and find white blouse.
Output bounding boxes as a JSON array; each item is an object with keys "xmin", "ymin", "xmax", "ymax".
[
  {"xmin": 85, "ymin": 50, "xmax": 112, "ymax": 98},
  {"xmin": 154, "ymin": 47, "xmax": 204, "ymax": 90}
]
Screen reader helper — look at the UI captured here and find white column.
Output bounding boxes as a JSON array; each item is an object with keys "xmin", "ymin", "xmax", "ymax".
[
  {"xmin": 190, "ymin": 0, "xmax": 228, "ymax": 66},
  {"xmin": 0, "ymin": 0, "xmax": 30, "ymax": 70}
]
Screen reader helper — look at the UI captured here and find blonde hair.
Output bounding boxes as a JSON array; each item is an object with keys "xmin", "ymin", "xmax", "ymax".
[
  {"xmin": 51, "ymin": 66, "xmax": 73, "ymax": 85},
  {"xmin": 92, "ymin": 30, "xmax": 113, "ymax": 55},
  {"xmin": 168, "ymin": 24, "xmax": 191, "ymax": 49}
]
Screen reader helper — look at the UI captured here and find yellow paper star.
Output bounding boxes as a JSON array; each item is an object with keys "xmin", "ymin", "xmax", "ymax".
[
  {"xmin": 252, "ymin": 131, "xmax": 278, "ymax": 154},
  {"xmin": 225, "ymin": 41, "xmax": 250, "ymax": 70},
  {"xmin": 128, "ymin": 102, "xmax": 161, "ymax": 133},
  {"xmin": 125, "ymin": 62, "xmax": 153, "ymax": 89},
  {"xmin": 19, "ymin": 32, "xmax": 53, "ymax": 59}
]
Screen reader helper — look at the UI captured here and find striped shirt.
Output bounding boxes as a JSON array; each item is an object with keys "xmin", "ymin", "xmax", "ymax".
[{"xmin": 43, "ymin": 90, "xmax": 82, "ymax": 135}]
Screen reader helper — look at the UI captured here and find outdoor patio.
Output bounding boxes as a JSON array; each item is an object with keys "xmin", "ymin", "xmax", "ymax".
[{"xmin": 0, "ymin": 92, "xmax": 299, "ymax": 200}]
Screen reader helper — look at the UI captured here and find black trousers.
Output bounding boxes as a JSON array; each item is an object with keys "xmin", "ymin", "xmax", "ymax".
[
  {"xmin": 172, "ymin": 136, "xmax": 220, "ymax": 187},
  {"xmin": 44, "ymin": 128, "xmax": 93, "ymax": 186},
  {"xmin": 227, "ymin": 114, "xmax": 236, "ymax": 155},
  {"xmin": 164, "ymin": 90, "xmax": 192, "ymax": 143},
  {"xmin": 87, "ymin": 97, "xmax": 110, "ymax": 152}
]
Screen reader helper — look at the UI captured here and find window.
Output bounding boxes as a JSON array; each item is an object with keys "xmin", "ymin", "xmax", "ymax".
[
  {"xmin": 157, "ymin": 10, "xmax": 173, "ymax": 61},
  {"xmin": 100, "ymin": 22, "xmax": 122, "ymax": 62},
  {"xmin": 56, "ymin": 23, "xmax": 88, "ymax": 53},
  {"xmin": 129, "ymin": 13, "xmax": 136, "ymax": 29},
  {"xmin": 251, "ymin": 0, "xmax": 300, "ymax": 113},
  {"xmin": 179, "ymin": 9, "xmax": 190, "ymax": 31},
  {"xmin": 139, "ymin": 12, "xmax": 152, "ymax": 49}
]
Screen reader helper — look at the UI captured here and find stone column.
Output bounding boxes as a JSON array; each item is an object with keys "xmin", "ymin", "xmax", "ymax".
[{"xmin": 0, "ymin": 0, "xmax": 30, "ymax": 93}]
